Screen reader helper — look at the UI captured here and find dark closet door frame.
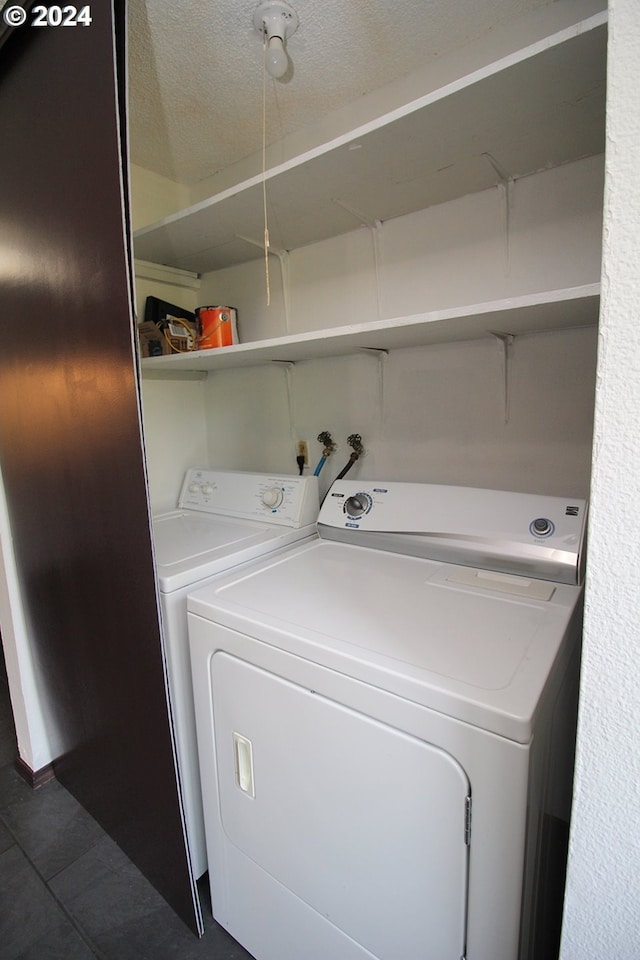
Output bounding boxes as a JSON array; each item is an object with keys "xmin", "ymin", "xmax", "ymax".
[{"xmin": 0, "ymin": 1, "xmax": 202, "ymax": 936}]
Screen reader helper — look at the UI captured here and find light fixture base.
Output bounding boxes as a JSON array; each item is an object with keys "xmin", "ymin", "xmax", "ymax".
[{"xmin": 253, "ymin": 0, "xmax": 298, "ymax": 42}]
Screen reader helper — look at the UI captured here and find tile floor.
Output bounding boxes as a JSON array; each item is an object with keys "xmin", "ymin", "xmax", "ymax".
[{"xmin": 0, "ymin": 650, "xmax": 254, "ymax": 960}]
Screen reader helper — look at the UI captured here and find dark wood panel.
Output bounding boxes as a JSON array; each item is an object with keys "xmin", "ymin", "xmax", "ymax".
[{"xmin": 0, "ymin": 3, "xmax": 201, "ymax": 935}]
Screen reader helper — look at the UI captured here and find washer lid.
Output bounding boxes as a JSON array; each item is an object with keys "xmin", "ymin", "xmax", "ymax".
[
  {"xmin": 152, "ymin": 511, "xmax": 314, "ymax": 592},
  {"xmin": 188, "ymin": 539, "xmax": 582, "ymax": 743}
]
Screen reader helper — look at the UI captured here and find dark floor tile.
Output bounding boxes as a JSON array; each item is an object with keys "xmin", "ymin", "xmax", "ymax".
[
  {"xmin": 95, "ymin": 904, "xmax": 254, "ymax": 960},
  {"xmin": 199, "ymin": 920, "xmax": 257, "ymax": 960},
  {"xmin": 0, "ymin": 666, "xmax": 17, "ymax": 769},
  {"xmin": 14, "ymin": 915, "xmax": 98, "ymax": 960},
  {"xmin": 0, "ymin": 819, "xmax": 13, "ymax": 855},
  {"xmin": 195, "ymin": 875, "xmax": 213, "ymax": 926},
  {"xmin": 49, "ymin": 834, "xmax": 171, "ymax": 937},
  {"xmin": 51, "ymin": 836, "xmax": 254, "ymax": 960},
  {"xmin": 0, "ymin": 765, "xmax": 36, "ymax": 813},
  {"xmin": 0, "ymin": 720, "xmax": 18, "ymax": 768},
  {"xmin": 1, "ymin": 777, "xmax": 105, "ymax": 880},
  {"xmin": 0, "ymin": 665, "xmax": 253, "ymax": 960},
  {"xmin": 0, "ymin": 845, "xmax": 76, "ymax": 960}
]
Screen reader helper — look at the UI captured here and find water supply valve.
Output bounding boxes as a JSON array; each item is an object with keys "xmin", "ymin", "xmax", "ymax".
[
  {"xmin": 317, "ymin": 431, "xmax": 336, "ymax": 457},
  {"xmin": 347, "ymin": 434, "xmax": 364, "ymax": 457}
]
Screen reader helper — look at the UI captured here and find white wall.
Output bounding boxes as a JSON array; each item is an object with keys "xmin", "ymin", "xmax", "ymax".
[
  {"xmin": 0, "ymin": 475, "xmax": 63, "ymax": 770},
  {"xmin": 379, "ymin": 156, "xmax": 603, "ymax": 318},
  {"xmin": 194, "ymin": 157, "xmax": 601, "ymax": 501},
  {"xmin": 560, "ymin": 0, "xmax": 640, "ymax": 955},
  {"xmin": 199, "ymin": 156, "xmax": 603, "ymax": 340},
  {"xmin": 202, "ymin": 328, "xmax": 596, "ymax": 500},
  {"xmin": 129, "ymin": 163, "xmax": 189, "ymax": 229},
  {"xmin": 141, "ymin": 378, "xmax": 208, "ymax": 511},
  {"xmin": 136, "ymin": 273, "xmax": 207, "ymax": 510}
]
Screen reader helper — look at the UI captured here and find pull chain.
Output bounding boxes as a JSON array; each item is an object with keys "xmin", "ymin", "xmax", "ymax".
[{"xmin": 262, "ymin": 38, "xmax": 271, "ymax": 306}]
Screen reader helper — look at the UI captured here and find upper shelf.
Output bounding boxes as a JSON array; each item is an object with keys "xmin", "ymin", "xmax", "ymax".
[
  {"xmin": 139, "ymin": 285, "xmax": 600, "ymax": 378},
  {"xmin": 133, "ymin": 13, "xmax": 607, "ymax": 275}
]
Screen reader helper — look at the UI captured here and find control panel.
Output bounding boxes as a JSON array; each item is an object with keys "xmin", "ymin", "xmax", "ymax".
[
  {"xmin": 318, "ymin": 480, "xmax": 588, "ymax": 585},
  {"xmin": 178, "ymin": 469, "xmax": 319, "ymax": 528}
]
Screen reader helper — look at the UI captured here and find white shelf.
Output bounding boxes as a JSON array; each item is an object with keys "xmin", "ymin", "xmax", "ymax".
[
  {"xmin": 133, "ymin": 14, "xmax": 606, "ymax": 276},
  {"xmin": 139, "ymin": 285, "xmax": 600, "ymax": 379}
]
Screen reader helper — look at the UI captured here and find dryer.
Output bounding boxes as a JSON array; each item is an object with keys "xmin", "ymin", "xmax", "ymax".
[
  {"xmin": 187, "ymin": 480, "xmax": 587, "ymax": 960},
  {"xmin": 152, "ymin": 468, "xmax": 318, "ymax": 878}
]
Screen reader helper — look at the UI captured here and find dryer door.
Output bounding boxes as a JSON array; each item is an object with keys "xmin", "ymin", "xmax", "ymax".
[{"xmin": 210, "ymin": 651, "xmax": 470, "ymax": 960}]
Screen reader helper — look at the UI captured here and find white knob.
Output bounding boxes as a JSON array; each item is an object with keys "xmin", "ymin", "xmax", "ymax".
[
  {"xmin": 262, "ymin": 487, "xmax": 284, "ymax": 508},
  {"xmin": 188, "ymin": 482, "xmax": 200, "ymax": 493},
  {"xmin": 201, "ymin": 484, "xmax": 213, "ymax": 496}
]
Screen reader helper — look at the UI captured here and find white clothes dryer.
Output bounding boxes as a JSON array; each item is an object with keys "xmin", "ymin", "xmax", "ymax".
[
  {"xmin": 187, "ymin": 480, "xmax": 587, "ymax": 960},
  {"xmin": 152, "ymin": 468, "xmax": 318, "ymax": 878}
]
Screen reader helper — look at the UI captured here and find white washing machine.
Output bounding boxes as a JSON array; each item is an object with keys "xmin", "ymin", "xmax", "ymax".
[
  {"xmin": 152, "ymin": 468, "xmax": 318, "ymax": 879},
  {"xmin": 187, "ymin": 480, "xmax": 587, "ymax": 960}
]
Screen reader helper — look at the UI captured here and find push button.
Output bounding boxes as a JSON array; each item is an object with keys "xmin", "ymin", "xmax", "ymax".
[{"xmin": 530, "ymin": 517, "xmax": 554, "ymax": 537}]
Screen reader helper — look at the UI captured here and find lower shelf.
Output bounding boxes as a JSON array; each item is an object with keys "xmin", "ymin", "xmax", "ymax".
[{"xmin": 139, "ymin": 284, "xmax": 600, "ymax": 379}]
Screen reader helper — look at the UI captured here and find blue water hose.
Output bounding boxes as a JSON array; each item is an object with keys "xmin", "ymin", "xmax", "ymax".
[{"xmin": 313, "ymin": 456, "xmax": 327, "ymax": 477}]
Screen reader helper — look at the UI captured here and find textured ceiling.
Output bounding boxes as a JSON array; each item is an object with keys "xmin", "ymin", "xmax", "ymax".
[{"xmin": 128, "ymin": 0, "xmax": 553, "ymax": 186}]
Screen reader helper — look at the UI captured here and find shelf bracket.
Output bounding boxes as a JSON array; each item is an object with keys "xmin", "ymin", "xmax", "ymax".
[
  {"xmin": 490, "ymin": 331, "xmax": 515, "ymax": 425},
  {"xmin": 372, "ymin": 219, "xmax": 383, "ymax": 322},
  {"xmin": 330, "ymin": 197, "xmax": 377, "ymax": 229},
  {"xmin": 236, "ymin": 234, "xmax": 291, "ymax": 332},
  {"xmin": 282, "ymin": 360, "xmax": 296, "ymax": 448},
  {"xmin": 331, "ymin": 200, "xmax": 383, "ymax": 320},
  {"xmin": 483, "ymin": 153, "xmax": 513, "ymax": 276},
  {"xmin": 360, "ymin": 347, "xmax": 388, "ymax": 437}
]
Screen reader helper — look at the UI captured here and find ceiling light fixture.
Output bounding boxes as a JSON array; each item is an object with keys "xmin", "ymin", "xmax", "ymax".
[{"xmin": 253, "ymin": 0, "xmax": 298, "ymax": 80}]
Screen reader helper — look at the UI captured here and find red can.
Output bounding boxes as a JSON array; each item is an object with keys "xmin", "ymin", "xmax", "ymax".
[{"xmin": 196, "ymin": 306, "xmax": 238, "ymax": 350}]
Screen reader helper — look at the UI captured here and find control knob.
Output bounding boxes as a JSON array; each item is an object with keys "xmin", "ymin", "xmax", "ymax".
[
  {"xmin": 188, "ymin": 482, "xmax": 200, "ymax": 493},
  {"xmin": 263, "ymin": 487, "xmax": 284, "ymax": 509},
  {"xmin": 345, "ymin": 494, "xmax": 369, "ymax": 517},
  {"xmin": 201, "ymin": 484, "xmax": 214, "ymax": 496}
]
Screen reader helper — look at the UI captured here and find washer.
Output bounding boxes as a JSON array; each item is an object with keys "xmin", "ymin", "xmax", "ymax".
[
  {"xmin": 153, "ymin": 468, "xmax": 318, "ymax": 878},
  {"xmin": 188, "ymin": 480, "xmax": 587, "ymax": 960}
]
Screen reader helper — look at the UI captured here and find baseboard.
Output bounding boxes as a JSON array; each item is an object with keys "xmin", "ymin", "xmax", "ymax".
[{"xmin": 14, "ymin": 756, "xmax": 56, "ymax": 789}]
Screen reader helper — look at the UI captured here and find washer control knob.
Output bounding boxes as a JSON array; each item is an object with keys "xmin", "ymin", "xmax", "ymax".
[
  {"xmin": 345, "ymin": 494, "xmax": 368, "ymax": 517},
  {"xmin": 532, "ymin": 517, "xmax": 553, "ymax": 536},
  {"xmin": 188, "ymin": 482, "xmax": 200, "ymax": 493},
  {"xmin": 263, "ymin": 487, "xmax": 284, "ymax": 509},
  {"xmin": 201, "ymin": 484, "xmax": 214, "ymax": 496}
]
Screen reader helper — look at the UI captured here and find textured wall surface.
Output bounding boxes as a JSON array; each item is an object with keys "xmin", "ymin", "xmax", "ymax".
[{"xmin": 560, "ymin": 0, "xmax": 640, "ymax": 956}]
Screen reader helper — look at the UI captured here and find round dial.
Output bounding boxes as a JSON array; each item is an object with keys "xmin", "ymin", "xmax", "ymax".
[
  {"xmin": 530, "ymin": 517, "xmax": 554, "ymax": 537},
  {"xmin": 188, "ymin": 482, "xmax": 200, "ymax": 493},
  {"xmin": 344, "ymin": 493, "xmax": 372, "ymax": 518},
  {"xmin": 262, "ymin": 487, "xmax": 284, "ymax": 509},
  {"xmin": 201, "ymin": 484, "xmax": 214, "ymax": 496}
]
